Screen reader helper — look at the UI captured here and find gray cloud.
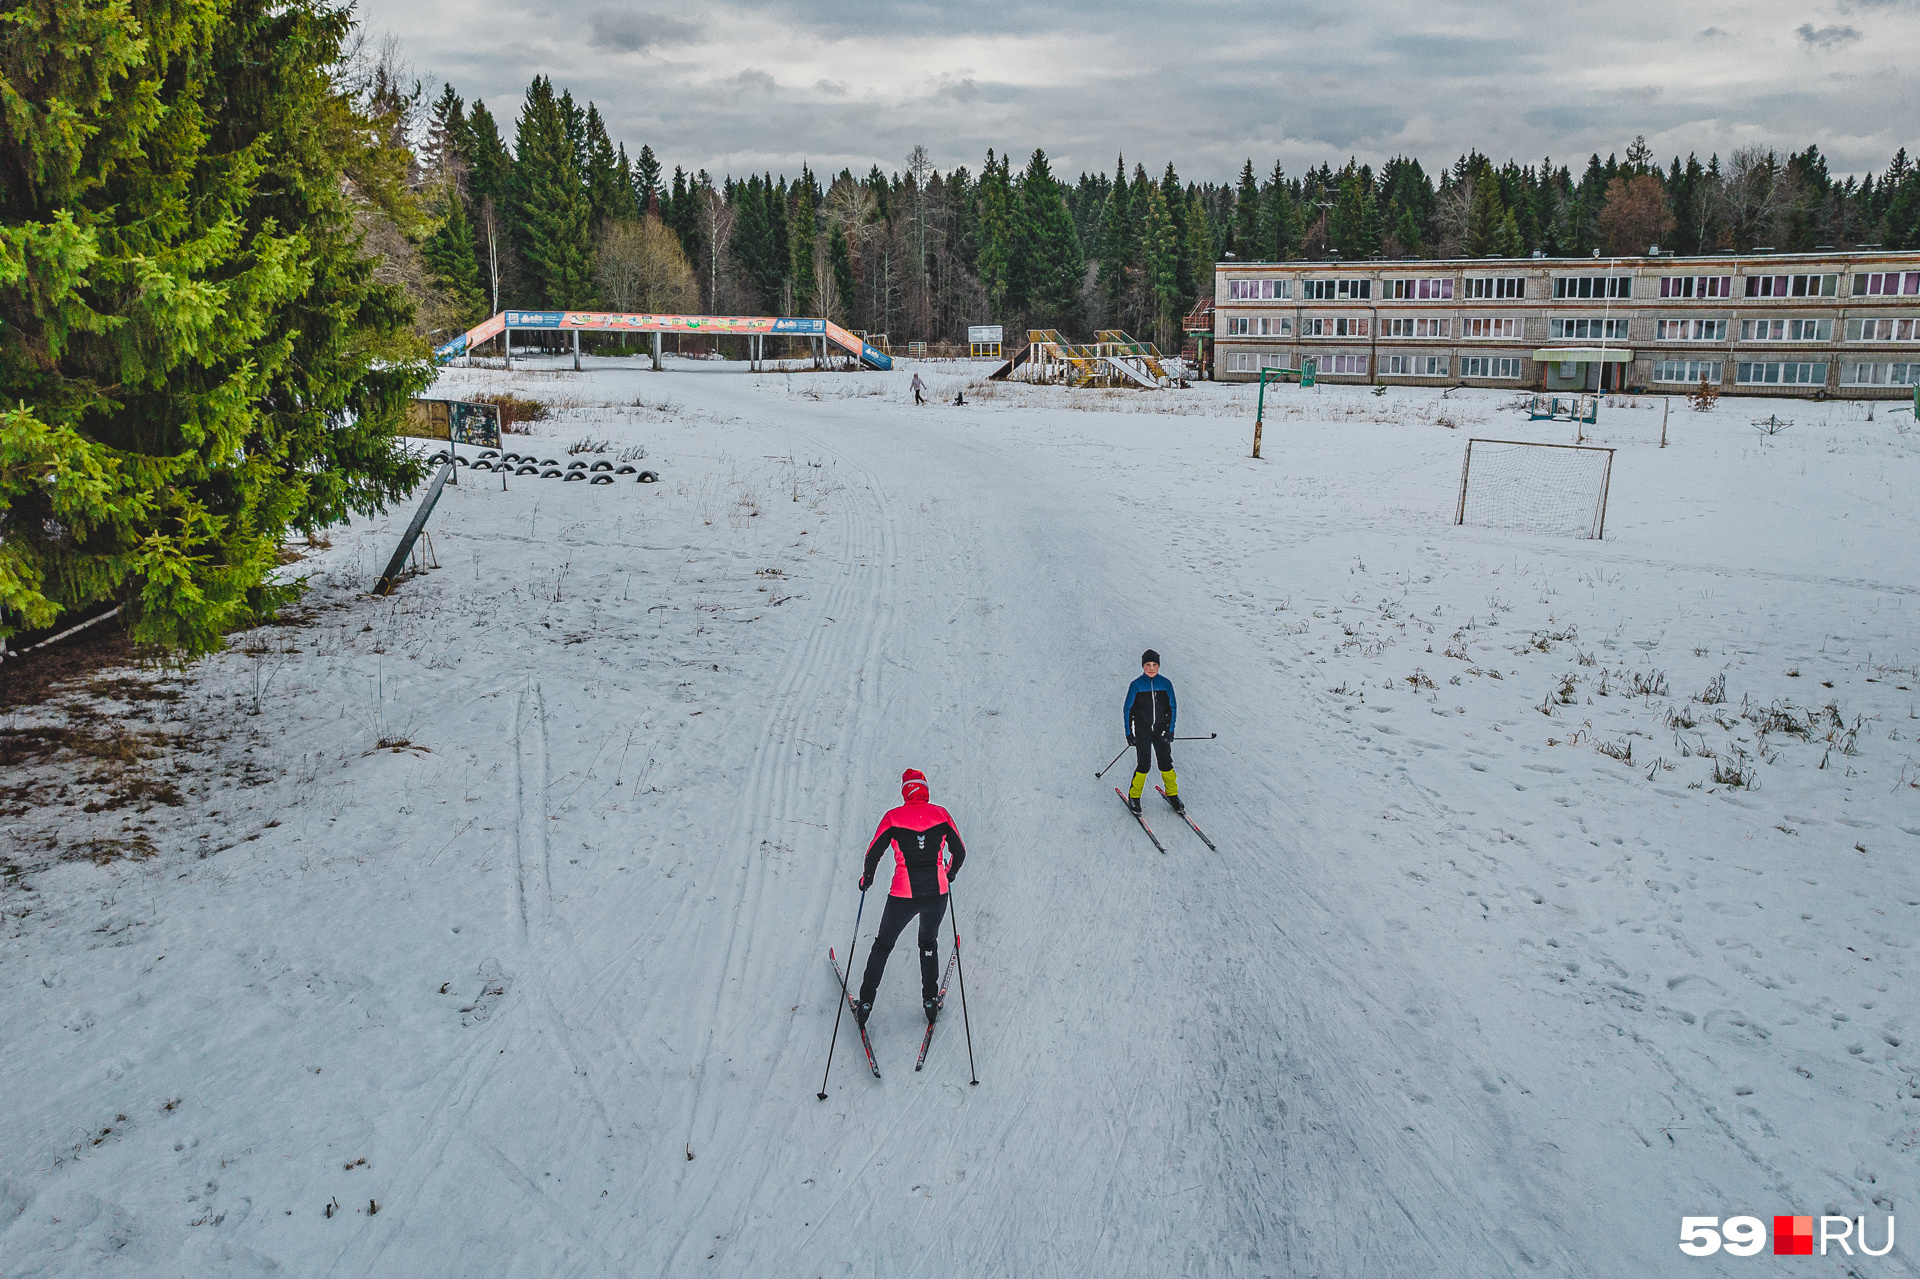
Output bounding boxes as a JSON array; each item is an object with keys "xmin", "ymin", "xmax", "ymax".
[
  {"xmin": 1795, "ymin": 21, "xmax": 1863, "ymax": 44},
  {"xmin": 367, "ymin": 0, "xmax": 1920, "ymax": 181},
  {"xmin": 587, "ymin": 8, "xmax": 698, "ymax": 52}
]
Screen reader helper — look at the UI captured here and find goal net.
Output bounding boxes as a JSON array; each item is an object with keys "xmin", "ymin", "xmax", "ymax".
[{"xmin": 1454, "ymin": 439, "xmax": 1615, "ymax": 539}]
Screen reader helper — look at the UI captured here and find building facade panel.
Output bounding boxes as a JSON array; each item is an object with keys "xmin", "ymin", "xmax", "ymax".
[{"xmin": 1212, "ymin": 251, "xmax": 1920, "ymax": 397}]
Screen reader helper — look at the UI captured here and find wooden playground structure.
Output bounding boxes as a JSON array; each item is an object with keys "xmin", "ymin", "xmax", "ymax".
[{"xmin": 988, "ymin": 330, "xmax": 1180, "ymax": 389}]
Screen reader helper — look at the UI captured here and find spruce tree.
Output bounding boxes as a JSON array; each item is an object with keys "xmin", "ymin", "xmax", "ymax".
[
  {"xmin": 976, "ymin": 151, "xmax": 1011, "ymax": 321},
  {"xmin": 634, "ymin": 145, "xmax": 662, "ymax": 215},
  {"xmin": 1014, "ymin": 150, "xmax": 1082, "ymax": 330},
  {"xmin": 1493, "ymin": 209, "xmax": 1524, "ymax": 258},
  {"xmin": 1233, "ymin": 160, "xmax": 1259, "ymax": 256},
  {"xmin": 1, "ymin": 0, "xmax": 432, "ymax": 653},
  {"xmin": 829, "ymin": 225, "xmax": 854, "ymax": 323},
  {"xmin": 1141, "ymin": 181, "xmax": 1181, "ymax": 348},
  {"xmin": 426, "ymin": 84, "xmax": 470, "ymax": 188},
  {"xmin": 1259, "ymin": 163, "xmax": 1297, "ymax": 260},
  {"xmin": 1098, "ymin": 157, "xmax": 1133, "ymax": 327},
  {"xmin": 424, "ymin": 188, "xmax": 486, "ymax": 323},
  {"xmin": 789, "ymin": 167, "xmax": 816, "ymax": 315},
  {"xmin": 1184, "ymin": 191, "xmax": 1214, "ymax": 311},
  {"xmin": 1464, "ymin": 169, "xmax": 1507, "ymax": 257},
  {"xmin": 510, "ymin": 76, "xmax": 594, "ymax": 307},
  {"xmin": 583, "ymin": 105, "xmax": 622, "ymax": 227}
]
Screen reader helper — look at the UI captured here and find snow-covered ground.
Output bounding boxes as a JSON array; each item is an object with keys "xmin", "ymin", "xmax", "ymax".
[{"xmin": 3, "ymin": 356, "xmax": 1916, "ymax": 1278}]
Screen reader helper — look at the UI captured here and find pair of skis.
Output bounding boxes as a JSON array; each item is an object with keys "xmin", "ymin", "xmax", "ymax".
[
  {"xmin": 828, "ymin": 943, "xmax": 959, "ymax": 1080},
  {"xmin": 1114, "ymin": 786, "xmax": 1216, "ymax": 852}
]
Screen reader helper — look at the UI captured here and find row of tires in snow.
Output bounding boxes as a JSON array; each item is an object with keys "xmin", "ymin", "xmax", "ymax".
[{"xmin": 426, "ymin": 449, "xmax": 659, "ymax": 484}]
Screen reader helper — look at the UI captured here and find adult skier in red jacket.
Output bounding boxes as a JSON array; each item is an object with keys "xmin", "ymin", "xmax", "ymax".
[{"xmin": 856, "ymin": 768, "xmax": 967, "ymax": 1026}]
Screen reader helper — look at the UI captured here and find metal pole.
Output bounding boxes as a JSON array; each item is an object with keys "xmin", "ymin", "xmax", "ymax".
[
  {"xmin": 1660, "ymin": 396, "xmax": 1669, "ymax": 447},
  {"xmin": 572, "ymin": 328, "xmax": 581, "ymax": 371},
  {"xmin": 652, "ymin": 330, "xmax": 662, "ymax": 371},
  {"xmin": 817, "ymin": 888, "xmax": 869, "ymax": 1100},
  {"xmin": 1253, "ymin": 367, "xmax": 1272, "ymax": 458},
  {"xmin": 504, "ymin": 325, "xmax": 512, "ymax": 370},
  {"xmin": 949, "ymin": 894, "xmax": 978, "ymax": 1086}
]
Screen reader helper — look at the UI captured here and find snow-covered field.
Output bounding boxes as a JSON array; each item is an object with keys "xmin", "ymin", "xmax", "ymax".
[{"xmin": 3, "ymin": 356, "xmax": 1916, "ymax": 1278}]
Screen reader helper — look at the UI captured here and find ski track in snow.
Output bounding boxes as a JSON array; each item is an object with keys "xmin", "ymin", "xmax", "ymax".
[{"xmin": 2, "ymin": 360, "xmax": 1916, "ymax": 1278}]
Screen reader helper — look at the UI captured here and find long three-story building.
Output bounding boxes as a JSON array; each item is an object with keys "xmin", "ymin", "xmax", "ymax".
[{"xmin": 1211, "ymin": 250, "xmax": 1920, "ymax": 398}]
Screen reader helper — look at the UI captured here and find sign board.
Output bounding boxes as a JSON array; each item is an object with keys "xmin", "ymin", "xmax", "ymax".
[
  {"xmin": 968, "ymin": 325, "xmax": 1004, "ymax": 344},
  {"xmin": 502, "ymin": 311, "xmax": 566, "ymax": 328},
  {"xmin": 449, "ymin": 401, "xmax": 501, "ymax": 448},
  {"xmin": 773, "ymin": 317, "xmax": 827, "ymax": 334},
  {"xmin": 407, "ymin": 398, "xmax": 502, "ymax": 448}
]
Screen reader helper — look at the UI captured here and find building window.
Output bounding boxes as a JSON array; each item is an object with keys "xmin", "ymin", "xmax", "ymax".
[
  {"xmin": 1225, "ymin": 352, "xmax": 1256, "ymax": 372},
  {"xmin": 1735, "ymin": 361, "xmax": 1828, "ymax": 385},
  {"xmin": 1656, "ymin": 319, "xmax": 1728, "ymax": 340},
  {"xmin": 1744, "ymin": 273, "xmax": 1837, "ymax": 298},
  {"xmin": 1382, "ymin": 317, "xmax": 1452, "ymax": 337},
  {"xmin": 1739, "ymin": 318, "xmax": 1832, "ymax": 341},
  {"xmin": 1549, "ymin": 317, "xmax": 1629, "ymax": 340},
  {"xmin": 1461, "ymin": 317, "xmax": 1520, "ymax": 339},
  {"xmin": 1840, "ymin": 362, "xmax": 1920, "ymax": 385},
  {"xmin": 1327, "ymin": 354, "xmax": 1368, "ymax": 374},
  {"xmin": 1300, "ymin": 317, "xmax": 1367, "ymax": 336},
  {"xmin": 1463, "ymin": 277, "xmax": 1525, "ymax": 299},
  {"xmin": 1260, "ymin": 317, "xmax": 1290, "ymax": 336},
  {"xmin": 1383, "ymin": 278, "xmax": 1455, "ymax": 300},
  {"xmin": 1382, "ymin": 354, "xmax": 1449, "ymax": 376},
  {"xmin": 1844, "ymin": 317, "xmax": 1917, "ymax": 341},
  {"xmin": 1652, "ymin": 360, "xmax": 1724, "ymax": 383},
  {"xmin": 1553, "ymin": 275, "xmax": 1632, "ymax": 299},
  {"xmin": 1226, "ymin": 279, "xmax": 1293, "ymax": 301},
  {"xmin": 1851, "ymin": 272, "xmax": 1920, "ymax": 297},
  {"xmin": 1301, "ymin": 278, "xmax": 1372, "ymax": 300},
  {"xmin": 1461, "ymin": 356, "xmax": 1522, "ymax": 378},
  {"xmin": 1659, "ymin": 275, "xmax": 1732, "ymax": 298},
  {"xmin": 1227, "ymin": 317, "xmax": 1251, "ymax": 336}
]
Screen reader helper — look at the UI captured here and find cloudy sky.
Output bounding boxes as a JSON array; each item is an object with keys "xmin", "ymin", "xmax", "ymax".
[{"xmin": 364, "ymin": 0, "xmax": 1920, "ymax": 184}]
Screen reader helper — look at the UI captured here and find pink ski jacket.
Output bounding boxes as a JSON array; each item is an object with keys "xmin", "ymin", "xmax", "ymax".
[{"xmin": 860, "ymin": 770, "xmax": 968, "ymax": 898}]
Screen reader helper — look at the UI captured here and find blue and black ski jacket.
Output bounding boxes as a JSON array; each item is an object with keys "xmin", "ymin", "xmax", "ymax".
[{"xmin": 1122, "ymin": 674, "xmax": 1176, "ymax": 739}]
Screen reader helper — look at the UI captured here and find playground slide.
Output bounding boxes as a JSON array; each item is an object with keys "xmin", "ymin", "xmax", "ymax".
[
  {"xmin": 434, "ymin": 310, "xmax": 891, "ymax": 370},
  {"xmin": 987, "ymin": 343, "xmax": 1030, "ymax": 381},
  {"xmin": 823, "ymin": 320, "xmax": 891, "ymax": 370},
  {"xmin": 1102, "ymin": 355, "xmax": 1157, "ymax": 389}
]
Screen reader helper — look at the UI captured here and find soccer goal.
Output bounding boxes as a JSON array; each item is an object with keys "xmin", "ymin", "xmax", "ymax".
[{"xmin": 1454, "ymin": 438, "xmax": 1615, "ymax": 539}]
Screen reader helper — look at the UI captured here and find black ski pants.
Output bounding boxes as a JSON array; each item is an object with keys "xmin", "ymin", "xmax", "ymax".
[
  {"xmin": 859, "ymin": 893, "xmax": 948, "ymax": 1005},
  {"xmin": 1133, "ymin": 733, "xmax": 1173, "ymax": 775}
]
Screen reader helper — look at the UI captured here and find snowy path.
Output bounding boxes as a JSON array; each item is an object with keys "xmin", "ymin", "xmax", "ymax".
[{"xmin": 3, "ymin": 363, "xmax": 1914, "ymax": 1277}]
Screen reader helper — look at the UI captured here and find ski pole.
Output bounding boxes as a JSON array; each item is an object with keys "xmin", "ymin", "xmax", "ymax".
[
  {"xmin": 949, "ymin": 892, "xmax": 979, "ymax": 1086},
  {"xmin": 1171, "ymin": 733, "xmax": 1218, "ymax": 741},
  {"xmin": 817, "ymin": 886, "xmax": 868, "ymax": 1101},
  {"xmin": 1094, "ymin": 745, "xmax": 1129, "ymax": 779}
]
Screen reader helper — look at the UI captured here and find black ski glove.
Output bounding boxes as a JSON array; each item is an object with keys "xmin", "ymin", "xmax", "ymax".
[
  {"xmin": 859, "ymin": 873, "xmax": 872, "ymax": 891},
  {"xmin": 1125, "ymin": 733, "xmax": 1136, "ymax": 747}
]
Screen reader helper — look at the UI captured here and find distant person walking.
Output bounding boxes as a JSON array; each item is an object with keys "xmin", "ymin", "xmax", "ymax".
[
  {"xmin": 856, "ymin": 769, "xmax": 967, "ymax": 1025},
  {"xmin": 911, "ymin": 372, "xmax": 926, "ymax": 405},
  {"xmin": 1122, "ymin": 649, "xmax": 1180, "ymax": 814}
]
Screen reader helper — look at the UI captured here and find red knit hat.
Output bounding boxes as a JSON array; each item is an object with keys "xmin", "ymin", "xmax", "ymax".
[{"xmin": 901, "ymin": 768, "xmax": 929, "ymax": 803}]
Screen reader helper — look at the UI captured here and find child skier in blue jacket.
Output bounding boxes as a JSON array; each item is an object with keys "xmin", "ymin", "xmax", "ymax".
[{"xmin": 1122, "ymin": 649, "xmax": 1180, "ymax": 814}]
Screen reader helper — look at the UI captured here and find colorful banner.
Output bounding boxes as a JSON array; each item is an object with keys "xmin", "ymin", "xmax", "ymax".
[{"xmin": 437, "ymin": 311, "xmax": 891, "ymax": 369}]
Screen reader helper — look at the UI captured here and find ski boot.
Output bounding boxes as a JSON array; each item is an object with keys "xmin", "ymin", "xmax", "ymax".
[
  {"xmin": 1128, "ymin": 795, "xmax": 1142, "ymax": 815},
  {"xmin": 923, "ymin": 996, "xmax": 942, "ymax": 1024},
  {"xmin": 1167, "ymin": 793, "xmax": 1185, "ymax": 814},
  {"xmin": 855, "ymin": 999, "xmax": 873, "ymax": 1029}
]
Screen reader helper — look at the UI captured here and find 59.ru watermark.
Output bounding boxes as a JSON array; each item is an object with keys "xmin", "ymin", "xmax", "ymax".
[{"xmin": 1680, "ymin": 1215, "xmax": 1895, "ymax": 1257}]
